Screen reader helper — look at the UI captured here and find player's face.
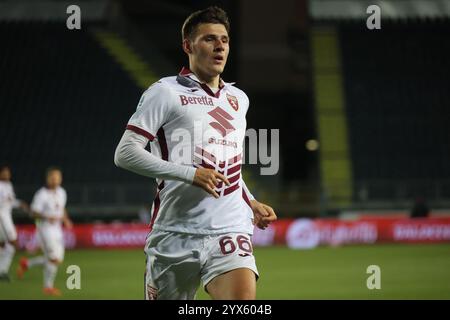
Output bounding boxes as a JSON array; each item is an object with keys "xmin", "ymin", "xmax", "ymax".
[
  {"xmin": 46, "ymin": 170, "xmax": 62, "ymax": 189},
  {"xmin": 0, "ymin": 168, "xmax": 11, "ymax": 181},
  {"xmin": 187, "ymin": 23, "xmax": 229, "ymax": 79}
]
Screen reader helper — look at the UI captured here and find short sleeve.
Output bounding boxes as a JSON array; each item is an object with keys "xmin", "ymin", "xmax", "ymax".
[
  {"xmin": 126, "ymin": 81, "xmax": 174, "ymax": 141},
  {"xmin": 31, "ymin": 190, "xmax": 44, "ymax": 213}
]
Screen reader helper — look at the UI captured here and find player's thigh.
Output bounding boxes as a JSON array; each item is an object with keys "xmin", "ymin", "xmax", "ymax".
[
  {"xmin": 144, "ymin": 231, "xmax": 202, "ymax": 300},
  {"xmin": 202, "ymin": 233, "xmax": 258, "ymax": 300},
  {"xmin": 0, "ymin": 214, "xmax": 17, "ymax": 243},
  {"xmin": 206, "ymin": 268, "xmax": 256, "ymax": 300}
]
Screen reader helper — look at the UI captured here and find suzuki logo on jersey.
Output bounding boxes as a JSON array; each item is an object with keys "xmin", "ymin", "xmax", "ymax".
[
  {"xmin": 227, "ymin": 94, "xmax": 239, "ymax": 111},
  {"xmin": 208, "ymin": 107, "xmax": 235, "ymax": 137},
  {"xmin": 179, "ymin": 95, "xmax": 214, "ymax": 106}
]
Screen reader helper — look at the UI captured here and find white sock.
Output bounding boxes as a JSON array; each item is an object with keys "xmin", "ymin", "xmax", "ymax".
[
  {"xmin": 0, "ymin": 244, "xmax": 15, "ymax": 273},
  {"xmin": 44, "ymin": 261, "xmax": 58, "ymax": 288},
  {"xmin": 28, "ymin": 256, "xmax": 45, "ymax": 268}
]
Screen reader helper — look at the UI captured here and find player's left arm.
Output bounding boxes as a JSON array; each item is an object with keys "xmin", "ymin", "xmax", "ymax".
[
  {"xmin": 241, "ymin": 96, "xmax": 277, "ymax": 229},
  {"xmin": 62, "ymin": 208, "xmax": 73, "ymax": 229},
  {"xmin": 242, "ymin": 179, "xmax": 277, "ymax": 229},
  {"xmin": 250, "ymin": 200, "xmax": 277, "ymax": 230}
]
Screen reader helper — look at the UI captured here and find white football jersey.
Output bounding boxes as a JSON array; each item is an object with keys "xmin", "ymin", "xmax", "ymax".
[
  {"xmin": 31, "ymin": 186, "xmax": 67, "ymax": 221},
  {"xmin": 0, "ymin": 181, "xmax": 18, "ymax": 216},
  {"xmin": 127, "ymin": 67, "xmax": 254, "ymax": 235}
]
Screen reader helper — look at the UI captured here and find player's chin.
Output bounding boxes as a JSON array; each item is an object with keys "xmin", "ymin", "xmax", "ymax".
[{"xmin": 209, "ymin": 64, "xmax": 225, "ymax": 75}]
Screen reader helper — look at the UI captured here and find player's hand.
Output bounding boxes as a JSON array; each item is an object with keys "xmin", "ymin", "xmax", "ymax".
[
  {"xmin": 20, "ymin": 202, "xmax": 30, "ymax": 213},
  {"xmin": 250, "ymin": 200, "xmax": 277, "ymax": 230},
  {"xmin": 192, "ymin": 168, "xmax": 230, "ymax": 199},
  {"xmin": 63, "ymin": 219, "xmax": 73, "ymax": 230}
]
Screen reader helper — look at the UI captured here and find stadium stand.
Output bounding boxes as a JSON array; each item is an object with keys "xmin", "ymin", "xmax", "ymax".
[
  {"xmin": 0, "ymin": 21, "xmax": 154, "ymax": 208},
  {"xmin": 339, "ymin": 20, "xmax": 450, "ymax": 200},
  {"xmin": 0, "ymin": 21, "xmax": 144, "ymax": 182}
]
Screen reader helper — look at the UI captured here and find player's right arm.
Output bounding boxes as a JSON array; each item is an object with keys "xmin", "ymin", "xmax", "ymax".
[
  {"xmin": 192, "ymin": 168, "xmax": 230, "ymax": 198},
  {"xmin": 30, "ymin": 209, "xmax": 61, "ymax": 223},
  {"xmin": 115, "ymin": 130, "xmax": 230, "ymax": 198},
  {"xmin": 30, "ymin": 210, "xmax": 47, "ymax": 220},
  {"xmin": 114, "ymin": 82, "xmax": 229, "ymax": 198},
  {"xmin": 114, "ymin": 129, "xmax": 196, "ymax": 183}
]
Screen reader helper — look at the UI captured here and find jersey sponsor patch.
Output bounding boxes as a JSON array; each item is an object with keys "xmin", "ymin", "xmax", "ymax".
[
  {"xmin": 179, "ymin": 94, "xmax": 214, "ymax": 106},
  {"xmin": 208, "ymin": 107, "xmax": 235, "ymax": 137}
]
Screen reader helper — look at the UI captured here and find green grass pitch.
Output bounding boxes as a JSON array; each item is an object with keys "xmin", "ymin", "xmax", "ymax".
[{"xmin": 1, "ymin": 244, "xmax": 449, "ymax": 299}]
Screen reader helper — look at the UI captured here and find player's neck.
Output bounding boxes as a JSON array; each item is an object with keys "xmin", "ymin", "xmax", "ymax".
[{"xmin": 190, "ymin": 66, "xmax": 220, "ymax": 89}]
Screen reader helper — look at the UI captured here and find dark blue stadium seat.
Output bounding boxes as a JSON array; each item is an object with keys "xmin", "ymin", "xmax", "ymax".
[
  {"xmin": 339, "ymin": 20, "xmax": 450, "ymax": 199},
  {"xmin": 0, "ymin": 21, "xmax": 148, "ymax": 185}
]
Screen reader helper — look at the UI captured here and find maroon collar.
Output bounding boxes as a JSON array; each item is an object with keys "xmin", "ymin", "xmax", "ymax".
[
  {"xmin": 178, "ymin": 67, "xmax": 226, "ymax": 98},
  {"xmin": 179, "ymin": 66, "xmax": 193, "ymax": 76}
]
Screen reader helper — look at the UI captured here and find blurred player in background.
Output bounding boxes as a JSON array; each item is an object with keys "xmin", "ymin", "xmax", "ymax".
[
  {"xmin": 0, "ymin": 165, "xmax": 28, "ymax": 281},
  {"xmin": 17, "ymin": 167, "xmax": 72, "ymax": 296},
  {"xmin": 115, "ymin": 6, "xmax": 277, "ymax": 300}
]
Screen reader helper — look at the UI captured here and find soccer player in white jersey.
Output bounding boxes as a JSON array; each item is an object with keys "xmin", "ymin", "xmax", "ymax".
[
  {"xmin": 0, "ymin": 165, "xmax": 28, "ymax": 281},
  {"xmin": 115, "ymin": 6, "xmax": 277, "ymax": 300},
  {"xmin": 17, "ymin": 167, "xmax": 73, "ymax": 296}
]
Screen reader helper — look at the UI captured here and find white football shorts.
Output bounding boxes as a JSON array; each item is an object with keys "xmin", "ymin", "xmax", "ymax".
[
  {"xmin": 36, "ymin": 224, "xmax": 65, "ymax": 261},
  {"xmin": 144, "ymin": 230, "xmax": 259, "ymax": 300}
]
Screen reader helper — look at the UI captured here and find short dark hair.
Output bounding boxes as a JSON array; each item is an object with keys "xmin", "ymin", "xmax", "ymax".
[
  {"xmin": 182, "ymin": 6, "xmax": 230, "ymax": 40},
  {"xmin": 0, "ymin": 164, "xmax": 10, "ymax": 172},
  {"xmin": 46, "ymin": 166, "xmax": 62, "ymax": 177}
]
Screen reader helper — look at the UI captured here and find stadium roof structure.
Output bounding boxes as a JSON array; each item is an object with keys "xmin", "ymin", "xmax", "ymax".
[{"xmin": 310, "ymin": 0, "xmax": 450, "ymax": 19}]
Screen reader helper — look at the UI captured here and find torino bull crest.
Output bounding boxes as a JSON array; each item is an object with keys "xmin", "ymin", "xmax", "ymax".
[{"xmin": 227, "ymin": 93, "xmax": 239, "ymax": 111}]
